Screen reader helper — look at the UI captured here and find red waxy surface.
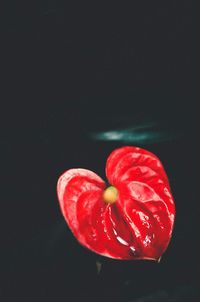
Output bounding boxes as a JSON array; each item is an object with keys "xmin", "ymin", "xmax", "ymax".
[{"xmin": 57, "ymin": 146, "xmax": 175, "ymax": 260}]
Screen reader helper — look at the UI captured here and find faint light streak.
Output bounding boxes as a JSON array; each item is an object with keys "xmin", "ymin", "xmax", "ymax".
[
  {"xmin": 89, "ymin": 123, "xmax": 181, "ymax": 144},
  {"xmin": 90, "ymin": 129, "xmax": 162, "ymax": 144}
]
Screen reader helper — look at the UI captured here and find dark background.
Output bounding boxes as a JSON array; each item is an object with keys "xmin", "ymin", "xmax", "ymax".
[{"xmin": 0, "ymin": 1, "xmax": 199, "ymax": 301}]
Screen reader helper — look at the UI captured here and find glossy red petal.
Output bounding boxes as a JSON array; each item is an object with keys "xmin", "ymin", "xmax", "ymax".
[
  {"xmin": 57, "ymin": 147, "xmax": 175, "ymax": 260},
  {"xmin": 106, "ymin": 146, "xmax": 170, "ymax": 186},
  {"xmin": 106, "ymin": 146, "xmax": 175, "ymax": 259},
  {"xmin": 57, "ymin": 168, "xmax": 105, "ymax": 239}
]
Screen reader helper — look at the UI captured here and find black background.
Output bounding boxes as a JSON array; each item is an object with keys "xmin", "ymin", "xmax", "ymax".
[{"xmin": 0, "ymin": 1, "xmax": 199, "ymax": 301}]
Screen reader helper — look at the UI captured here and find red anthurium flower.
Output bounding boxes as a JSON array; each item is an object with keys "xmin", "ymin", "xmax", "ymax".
[{"xmin": 57, "ymin": 146, "xmax": 175, "ymax": 260}]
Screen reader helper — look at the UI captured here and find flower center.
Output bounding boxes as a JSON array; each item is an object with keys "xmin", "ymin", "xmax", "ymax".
[{"xmin": 103, "ymin": 186, "xmax": 118, "ymax": 204}]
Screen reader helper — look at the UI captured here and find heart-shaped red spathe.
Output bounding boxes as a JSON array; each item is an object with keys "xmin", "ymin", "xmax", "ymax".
[{"xmin": 57, "ymin": 146, "xmax": 175, "ymax": 260}]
